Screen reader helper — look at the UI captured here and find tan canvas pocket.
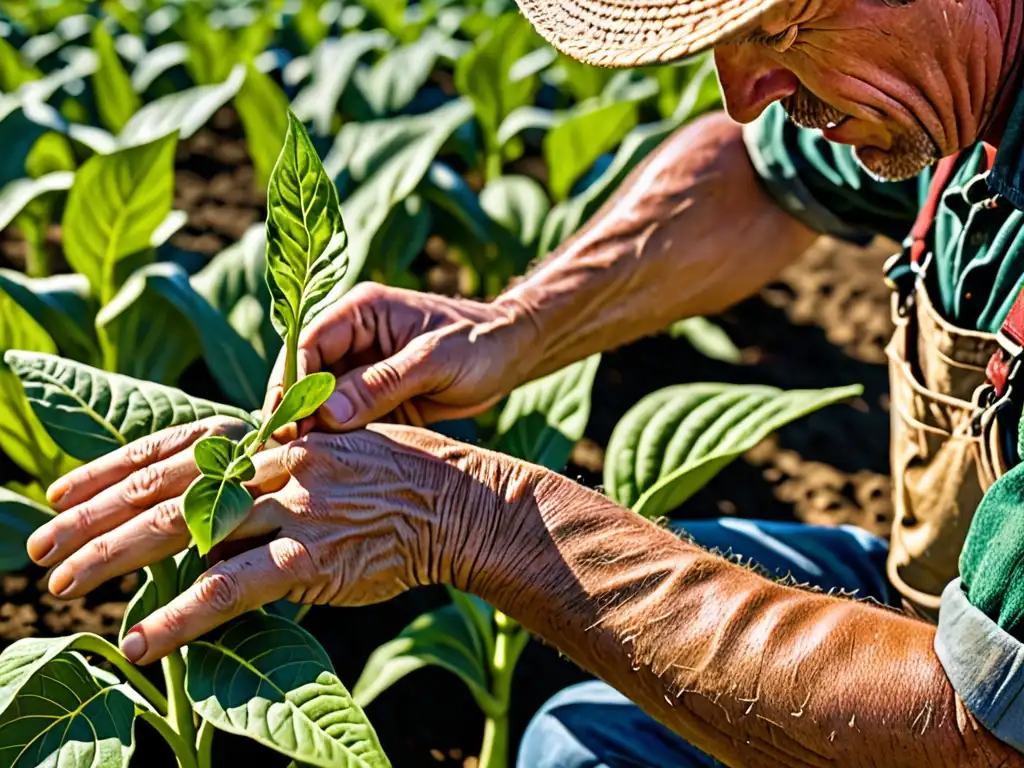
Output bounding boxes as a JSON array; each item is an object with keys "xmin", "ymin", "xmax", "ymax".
[{"xmin": 886, "ymin": 289, "xmax": 998, "ymax": 616}]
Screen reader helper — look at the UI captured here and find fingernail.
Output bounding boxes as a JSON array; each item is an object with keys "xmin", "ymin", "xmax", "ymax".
[
  {"xmin": 49, "ymin": 563, "xmax": 74, "ymax": 597},
  {"xmin": 26, "ymin": 528, "xmax": 56, "ymax": 565},
  {"xmin": 46, "ymin": 479, "xmax": 69, "ymax": 505},
  {"xmin": 325, "ymin": 392, "xmax": 354, "ymax": 426},
  {"xmin": 121, "ymin": 629, "xmax": 147, "ymax": 663}
]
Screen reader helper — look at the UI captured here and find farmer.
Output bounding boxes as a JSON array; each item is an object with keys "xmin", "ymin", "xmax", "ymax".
[{"xmin": 26, "ymin": 0, "xmax": 1024, "ymax": 764}]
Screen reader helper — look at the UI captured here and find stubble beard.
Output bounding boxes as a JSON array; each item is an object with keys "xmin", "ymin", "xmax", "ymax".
[{"xmin": 783, "ymin": 85, "xmax": 938, "ymax": 181}]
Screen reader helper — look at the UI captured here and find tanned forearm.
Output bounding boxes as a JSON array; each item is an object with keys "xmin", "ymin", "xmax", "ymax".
[
  {"xmin": 450, "ymin": 457, "xmax": 1022, "ymax": 767},
  {"xmin": 494, "ymin": 111, "xmax": 818, "ymax": 383}
]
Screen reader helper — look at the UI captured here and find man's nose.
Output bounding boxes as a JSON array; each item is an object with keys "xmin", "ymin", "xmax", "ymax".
[{"xmin": 714, "ymin": 46, "xmax": 799, "ymax": 124}]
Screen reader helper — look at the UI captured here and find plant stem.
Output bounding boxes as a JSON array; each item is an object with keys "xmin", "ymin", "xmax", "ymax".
[
  {"xmin": 75, "ymin": 635, "xmax": 168, "ymax": 716},
  {"xmin": 485, "ymin": 150, "xmax": 502, "ymax": 183},
  {"xmin": 139, "ymin": 711, "xmax": 200, "ymax": 768},
  {"xmin": 196, "ymin": 717, "xmax": 215, "ymax": 768},
  {"xmin": 478, "ymin": 711, "xmax": 508, "ymax": 768},
  {"xmin": 293, "ymin": 604, "xmax": 311, "ymax": 624},
  {"xmin": 163, "ymin": 650, "xmax": 196, "ymax": 751},
  {"xmin": 283, "ymin": 329, "xmax": 299, "ymax": 391},
  {"xmin": 479, "ymin": 611, "xmax": 524, "ymax": 768},
  {"xmin": 151, "ymin": 558, "xmax": 198, "ymax": 751}
]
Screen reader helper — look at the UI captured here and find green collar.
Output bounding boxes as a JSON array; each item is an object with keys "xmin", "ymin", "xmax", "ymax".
[{"xmin": 989, "ymin": 80, "xmax": 1024, "ymax": 211}]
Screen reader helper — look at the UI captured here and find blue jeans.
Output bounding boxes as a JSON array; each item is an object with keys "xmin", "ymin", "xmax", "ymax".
[{"xmin": 516, "ymin": 518, "xmax": 895, "ymax": 767}]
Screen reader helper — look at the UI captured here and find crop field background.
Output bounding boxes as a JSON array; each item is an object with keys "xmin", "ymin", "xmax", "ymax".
[{"xmin": 0, "ymin": 1, "xmax": 897, "ymax": 765}]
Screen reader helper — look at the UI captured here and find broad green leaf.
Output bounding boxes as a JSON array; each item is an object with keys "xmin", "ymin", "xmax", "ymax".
[
  {"xmin": 0, "ymin": 37, "xmax": 40, "ymax": 92},
  {"xmin": 0, "ymin": 270, "xmax": 97, "ymax": 364},
  {"xmin": 551, "ymin": 53, "xmax": 616, "ymax": 103},
  {"xmin": 130, "ymin": 41, "xmax": 190, "ymax": 93},
  {"xmin": 495, "ymin": 106, "xmax": 558, "ymax": 149},
  {"xmin": 187, "ymin": 612, "xmax": 390, "ymax": 767},
  {"xmin": 291, "ymin": 33, "xmax": 390, "ymax": 136},
  {"xmin": 655, "ymin": 53, "xmax": 721, "ymax": 121},
  {"xmin": 192, "ymin": 224, "xmax": 280, "ymax": 363},
  {"xmin": 3, "ymin": 351, "xmax": 257, "ymax": 462},
  {"xmin": 354, "ymin": 30, "xmax": 464, "ymax": 118},
  {"xmin": 24, "ymin": 133, "xmax": 75, "ymax": 179},
  {"xmin": 0, "ymin": 289, "xmax": 72, "ymax": 484},
  {"xmin": 97, "ymin": 262, "xmax": 268, "ymax": 409},
  {"xmin": 266, "ymin": 111, "xmax": 348, "ymax": 344},
  {"xmin": 91, "ymin": 23, "xmax": 141, "ymax": 133},
  {"xmin": 182, "ymin": 475, "xmax": 253, "ymax": 555},
  {"xmin": 668, "ymin": 317, "xmax": 743, "ymax": 364},
  {"xmin": 480, "ymin": 175, "xmax": 550, "ymax": 248},
  {"xmin": 235, "ymin": 64, "xmax": 291, "ymax": 189},
  {"xmin": 0, "ymin": 171, "xmax": 73, "ymax": 232},
  {"xmin": 0, "ymin": 647, "xmax": 138, "ymax": 767},
  {"xmin": 62, "ymin": 133, "xmax": 177, "ymax": 302},
  {"xmin": 538, "ymin": 115, "xmax": 686, "ymax": 253},
  {"xmin": 493, "ymin": 354, "xmax": 600, "ymax": 472},
  {"xmin": 454, "ymin": 13, "xmax": 540, "ymax": 163},
  {"xmin": 446, "ymin": 587, "xmax": 495, "ymax": 661},
  {"xmin": 118, "ymin": 64, "xmax": 246, "ymax": 148},
  {"xmin": 359, "ymin": 0, "xmax": 408, "ymax": 40},
  {"xmin": 544, "ymin": 100, "xmax": 639, "ymax": 201},
  {"xmin": 365, "ymin": 195, "xmax": 431, "ymax": 285},
  {"xmin": 353, "ymin": 605, "xmax": 500, "ymax": 717},
  {"xmin": 604, "ymin": 384, "xmax": 864, "ymax": 517},
  {"xmin": 323, "ymin": 98, "xmax": 472, "ymax": 283},
  {"xmin": 0, "ymin": 488, "xmax": 53, "ymax": 573},
  {"xmin": 256, "ymin": 372, "xmax": 336, "ymax": 444}
]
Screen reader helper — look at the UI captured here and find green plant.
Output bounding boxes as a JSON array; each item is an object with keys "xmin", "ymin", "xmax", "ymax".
[{"xmin": 0, "ymin": 112, "xmax": 391, "ymax": 767}]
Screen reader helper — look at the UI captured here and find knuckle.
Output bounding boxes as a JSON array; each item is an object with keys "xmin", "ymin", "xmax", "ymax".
[
  {"xmin": 350, "ymin": 281, "xmax": 383, "ymax": 303},
  {"xmin": 126, "ymin": 435, "xmax": 161, "ymax": 469},
  {"xmin": 159, "ymin": 603, "xmax": 187, "ymax": 635},
  {"xmin": 364, "ymin": 360, "xmax": 402, "ymax": 397},
  {"xmin": 195, "ymin": 571, "xmax": 244, "ymax": 616},
  {"xmin": 89, "ymin": 536, "xmax": 114, "ymax": 566},
  {"xmin": 270, "ymin": 539, "xmax": 317, "ymax": 583},
  {"xmin": 71, "ymin": 505, "xmax": 96, "ymax": 538},
  {"xmin": 121, "ymin": 465, "xmax": 162, "ymax": 508},
  {"xmin": 148, "ymin": 500, "xmax": 184, "ymax": 536},
  {"xmin": 204, "ymin": 416, "xmax": 240, "ymax": 437},
  {"xmin": 283, "ymin": 441, "xmax": 314, "ymax": 475}
]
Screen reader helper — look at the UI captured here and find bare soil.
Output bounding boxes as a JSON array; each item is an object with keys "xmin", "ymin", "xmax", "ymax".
[{"xmin": 0, "ymin": 108, "xmax": 897, "ymax": 766}]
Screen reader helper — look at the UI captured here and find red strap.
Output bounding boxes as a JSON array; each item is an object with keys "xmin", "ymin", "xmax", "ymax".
[
  {"xmin": 909, "ymin": 156, "xmax": 961, "ymax": 264},
  {"xmin": 909, "ymin": 143, "xmax": 999, "ymax": 265}
]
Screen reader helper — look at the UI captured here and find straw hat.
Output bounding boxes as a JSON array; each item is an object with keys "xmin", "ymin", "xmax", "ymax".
[{"xmin": 515, "ymin": 0, "xmax": 786, "ymax": 67}]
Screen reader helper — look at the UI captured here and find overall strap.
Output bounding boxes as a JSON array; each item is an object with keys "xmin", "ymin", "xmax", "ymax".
[{"xmin": 908, "ymin": 153, "xmax": 968, "ymax": 265}]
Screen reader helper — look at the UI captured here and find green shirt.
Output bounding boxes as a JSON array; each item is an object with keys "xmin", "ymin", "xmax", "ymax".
[
  {"xmin": 745, "ymin": 100, "xmax": 1024, "ymax": 334},
  {"xmin": 746, "ymin": 91, "xmax": 1024, "ymax": 751}
]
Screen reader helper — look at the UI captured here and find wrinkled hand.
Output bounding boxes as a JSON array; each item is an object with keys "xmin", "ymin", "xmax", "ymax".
[
  {"xmin": 27, "ymin": 418, "xmax": 494, "ymax": 666},
  {"xmin": 264, "ymin": 283, "xmax": 538, "ymax": 434}
]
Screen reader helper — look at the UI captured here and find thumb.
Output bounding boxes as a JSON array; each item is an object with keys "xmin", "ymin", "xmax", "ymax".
[{"xmin": 318, "ymin": 343, "xmax": 438, "ymax": 431}]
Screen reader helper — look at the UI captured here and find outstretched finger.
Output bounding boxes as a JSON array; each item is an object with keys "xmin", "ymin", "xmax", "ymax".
[
  {"xmin": 28, "ymin": 449, "xmax": 200, "ymax": 567},
  {"xmin": 46, "ymin": 419, "xmax": 242, "ymax": 511},
  {"xmin": 120, "ymin": 538, "xmax": 312, "ymax": 665}
]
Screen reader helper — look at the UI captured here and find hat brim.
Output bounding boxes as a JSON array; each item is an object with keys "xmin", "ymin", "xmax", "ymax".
[{"xmin": 515, "ymin": 0, "xmax": 786, "ymax": 67}]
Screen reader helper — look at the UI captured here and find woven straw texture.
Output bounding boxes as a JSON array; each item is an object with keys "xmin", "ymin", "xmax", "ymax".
[{"xmin": 514, "ymin": 0, "xmax": 786, "ymax": 67}]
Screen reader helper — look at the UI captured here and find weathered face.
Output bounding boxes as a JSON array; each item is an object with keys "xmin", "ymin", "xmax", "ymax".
[{"xmin": 713, "ymin": 0, "xmax": 1002, "ymax": 181}]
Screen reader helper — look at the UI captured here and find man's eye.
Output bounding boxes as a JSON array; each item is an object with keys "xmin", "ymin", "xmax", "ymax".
[{"xmin": 758, "ymin": 25, "xmax": 799, "ymax": 52}]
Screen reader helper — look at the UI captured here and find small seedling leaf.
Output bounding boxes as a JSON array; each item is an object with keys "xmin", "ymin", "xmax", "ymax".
[
  {"xmin": 256, "ymin": 371, "xmax": 336, "ymax": 445},
  {"xmin": 182, "ymin": 475, "xmax": 253, "ymax": 556}
]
